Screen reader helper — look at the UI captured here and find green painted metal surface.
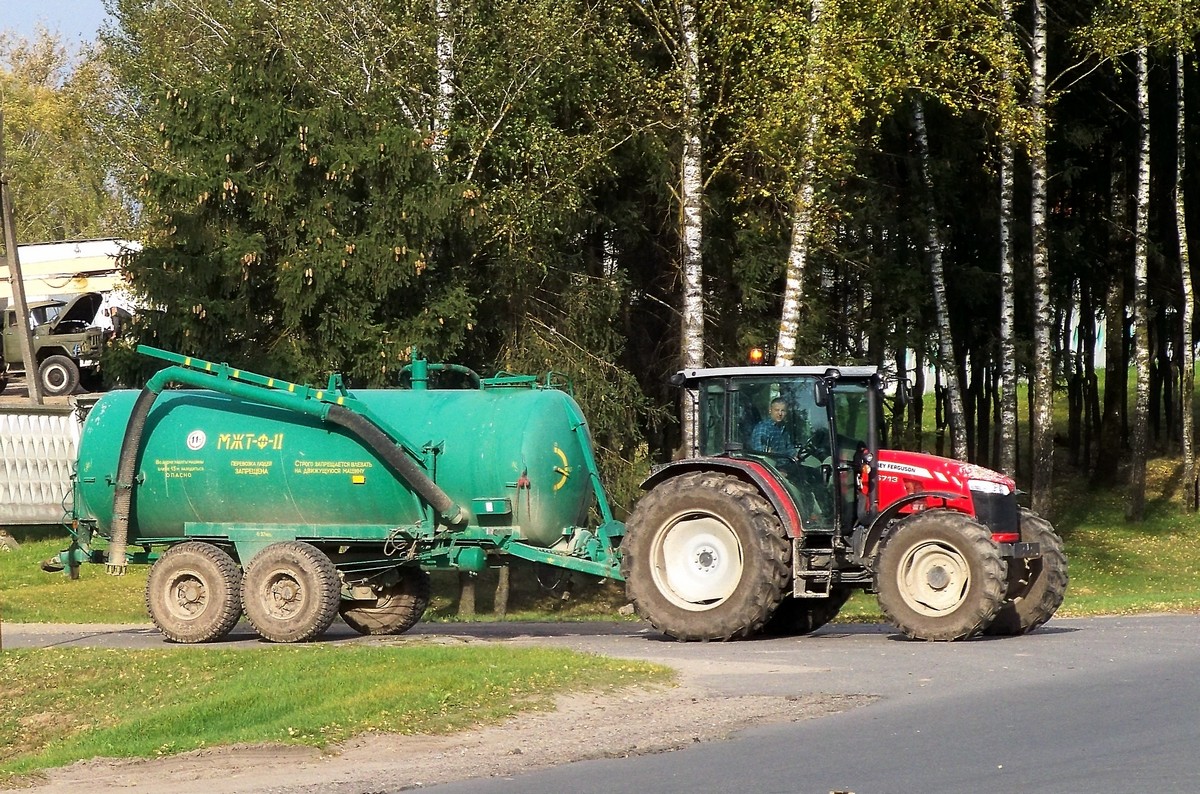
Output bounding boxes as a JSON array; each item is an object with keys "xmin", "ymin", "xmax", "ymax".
[{"xmin": 71, "ymin": 350, "xmax": 624, "ymax": 580}]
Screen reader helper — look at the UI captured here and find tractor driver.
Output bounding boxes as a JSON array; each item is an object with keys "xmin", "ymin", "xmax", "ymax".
[
  {"xmin": 749, "ymin": 397, "xmax": 797, "ymax": 455},
  {"xmin": 749, "ymin": 396, "xmax": 831, "ymax": 525}
]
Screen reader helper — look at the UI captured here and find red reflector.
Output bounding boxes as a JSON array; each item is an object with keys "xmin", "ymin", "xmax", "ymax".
[{"xmin": 992, "ymin": 532, "xmax": 1020, "ymax": 544}]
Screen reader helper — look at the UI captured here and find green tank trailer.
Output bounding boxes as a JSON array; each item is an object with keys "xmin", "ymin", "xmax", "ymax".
[{"xmin": 57, "ymin": 346, "xmax": 622, "ymax": 642}]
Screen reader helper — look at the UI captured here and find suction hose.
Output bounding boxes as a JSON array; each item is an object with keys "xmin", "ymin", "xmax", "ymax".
[
  {"xmin": 105, "ymin": 371, "xmax": 468, "ymax": 575},
  {"xmin": 325, "ymin": 405, "xmax": 468, "ymax": 525},
  {"xmin": 105, "ymin": 386, "xmax": 158, "ymax": 574}
]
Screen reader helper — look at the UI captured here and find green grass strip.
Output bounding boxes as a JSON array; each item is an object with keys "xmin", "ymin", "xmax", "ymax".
[{"xmin": 0, "ymin": 644, "xmax": 671, "ymax": 781}]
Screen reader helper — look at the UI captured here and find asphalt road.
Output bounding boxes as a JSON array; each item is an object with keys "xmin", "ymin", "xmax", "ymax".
[{"xmin": 9, "ymin": 613, "xmax": 1200, "ymax": 793}]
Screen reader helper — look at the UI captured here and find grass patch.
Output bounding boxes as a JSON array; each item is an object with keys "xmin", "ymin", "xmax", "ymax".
[
  {"xmin": 1, "ymin": 539, "xmax": 148, "ymax": 623},
  {"xmin": 0, "ymin": 644, "xmax": 671, "ymax": 782}
]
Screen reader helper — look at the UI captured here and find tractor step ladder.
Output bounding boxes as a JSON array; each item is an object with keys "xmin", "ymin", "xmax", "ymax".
[{"xmin": 793, "ymin": 540, "xmax": 835, "ymax": 598}]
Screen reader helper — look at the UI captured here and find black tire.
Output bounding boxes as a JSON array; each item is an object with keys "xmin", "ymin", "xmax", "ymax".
[
  {"xmin": 875, "ymin": 510, "xmax": 1007, "ymax": 641},
  {"xmin": 146, "ymin": 541, "xmax": 242, "ymax": 643},
  {"xmin": 38, "ymin": 355, "xmax": 79, "ymax": 396},
  {"xmin": 760, "ymin": 587, "xmax": 851, "ymax": 636},
  {"xmin": 622, "ymin": 471, "xmax": 790, "ymax": 641},
  {"xmin": 340, "ymin": 569, "xmax": 431, "ymax": 635},
  {"xmin": 242, "ymin": 541, "xmax": 340, "ymax": 643},
  {"xmin": 984, "ymin": 510, "xmax": 1068, "ymax": 636}
]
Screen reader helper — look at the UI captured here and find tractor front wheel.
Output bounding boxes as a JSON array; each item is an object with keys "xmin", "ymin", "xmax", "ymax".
[
  {"xmin": 875, "ymin": 510, "xmax": 1007, "ymax": 641},
  {"xmin": 984, "ymin": 510, "xmax": 1068, "ymax": 636},
  {"xmin": 146, "ymin": 541, "xmax": 242, "ymax": 643},
  {"xmin": 340, "ymin": 569, "xmax": 432, "ymax": 635},
  {"xmin": 242, "ymin": 542, "xmax": 340, "ymax": 643},
  {"xmin": 622, "ymin": 471, "xmax": 789, "ymax": 641}
]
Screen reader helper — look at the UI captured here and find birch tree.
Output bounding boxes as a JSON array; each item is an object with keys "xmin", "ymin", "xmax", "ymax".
[
  {"xmin": 997, "ymin": 0, "xmax": 1018, "ymax": 478},
  {"xmin": 1168, "ymin": 1, "xmax": 1200, "ymax": 511},
  {"xmin": 773, "ymin": 0, "xmax": 824, "ymax": 367},
  {"xmin": 680, "ymin": 0, "xmax": 704, "ymax": 454},
  {"xmin": 1029, "ymin": 0, "xmax": 1055, "ymax": 516},
  {"xmin": 1127, "ymin": 46, "xmax": 1151, "ymax": 520},
  {"xmin": 913, "ymin": 100, "xmax": 968, "ymax": 461}
]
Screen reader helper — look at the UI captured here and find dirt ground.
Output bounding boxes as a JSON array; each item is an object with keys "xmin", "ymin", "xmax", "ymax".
[
  {"xmin": 0, "ymin": 373, "xmax": 77, "ymax": 406},
  {"xmin": 24, "ymin": 648, "xmax": 873, "ymax": 794}
]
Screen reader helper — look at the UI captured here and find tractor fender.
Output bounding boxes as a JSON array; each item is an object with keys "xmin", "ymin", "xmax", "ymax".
[
  {"xmin": 641, "ymin": 458, "xmax": 806, "ymax": 538},
  {"xmin": 856, "ymin": 491, "xmax": 966, "ymax": 563}
]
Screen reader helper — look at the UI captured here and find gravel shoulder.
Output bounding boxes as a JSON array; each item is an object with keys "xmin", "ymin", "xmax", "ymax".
[{"xmin": 35, "ymin": 684, "xmax": 871, "ymax": 794}]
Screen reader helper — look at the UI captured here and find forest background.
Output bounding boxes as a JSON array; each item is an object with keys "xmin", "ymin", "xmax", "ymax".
[{"xmin": 1, "ymin": 0, "xmax": 1197, "ymax": 522}]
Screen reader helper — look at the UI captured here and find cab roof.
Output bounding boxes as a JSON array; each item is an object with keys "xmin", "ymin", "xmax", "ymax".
[{"xmin": 673, "ymin": 365, "xmax": 880, "ymax": 388}]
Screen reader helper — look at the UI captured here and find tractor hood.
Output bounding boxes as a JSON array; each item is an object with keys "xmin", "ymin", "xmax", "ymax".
[{"xmin": 876, "ymin": 449, "xmax": 1015, "ymax": 497}]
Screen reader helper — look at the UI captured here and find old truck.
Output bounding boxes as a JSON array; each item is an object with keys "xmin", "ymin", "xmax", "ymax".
[
  {"xmin": 2, "ymin": 292, "xmax": 110, "ymax": 396},
  {"xmin": 52, "ymin": 348, "xmax": 1065, "ymax": 643}
]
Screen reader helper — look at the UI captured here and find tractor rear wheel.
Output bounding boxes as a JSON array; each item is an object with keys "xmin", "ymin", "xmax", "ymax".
[
  {"xmin": 340, "ymin": 569, "xmax": 432, "ymax": 635},
  {"xmin": 622, "ymin": 471, "xmax": 790, "ymax": 641},
  {"xmin": 242, "ymin": 541, "xmax": 340, "ymax": 643},
  {"xmin": 760, "ymin": 587, "xmax": 851, "ymax": 636},
  {"xmin": 875, "ymin": 510, "xmax": 1007, "ymax": 641},
  {"xmin": 146, "ymin": 541, "xmax": 242, "ymax": 643},
  {"xmin": 984, "ymin": 510, "xmax": 1068, "ymax": 636}
]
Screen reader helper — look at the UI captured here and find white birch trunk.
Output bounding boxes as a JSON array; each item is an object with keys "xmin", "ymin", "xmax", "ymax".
[
  {"xmin": 679, "ymin": 0, "xmax": 704, "ymax": 456},
  {"xmin": 913, "ymin": 101, "xmax": 968, "ymax": 461},
  {"xmin": 1177, "ymin": 49, "xmax": 1195, "ymax": 510},
  {"xmin": 1128, "ymin": 47, "xmax": 1152, "ymax": 521},
  {"xmin": 1030, "ymin": 0, "xmax": 1054, "ymax": 516},
  {"xmin": 431, "ymin": 0, "xmax": 454, "ymax": 158},
  {"xmin": 998, "ymin": 0, "xmax": 1018, "ymax": 477},
  {"xmin": 775, "ymin": 0, "xmax": 824, "ymax": 367}
]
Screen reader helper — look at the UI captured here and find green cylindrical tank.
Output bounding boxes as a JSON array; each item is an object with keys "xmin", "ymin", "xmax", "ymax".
[{"xmin": 74, "ymin": 386, "xmax": 595, "ymax": 547}]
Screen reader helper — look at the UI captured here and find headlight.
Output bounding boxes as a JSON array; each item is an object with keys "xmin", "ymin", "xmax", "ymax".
[{"xmin": 967, "ymin": 479, "xmax": 1010, "ymax": 495}]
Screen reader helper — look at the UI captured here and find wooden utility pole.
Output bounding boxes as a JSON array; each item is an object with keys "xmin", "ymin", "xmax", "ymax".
[{"xmin": 0, "ymin": 109, "xmax": 43, "ymax": 404}]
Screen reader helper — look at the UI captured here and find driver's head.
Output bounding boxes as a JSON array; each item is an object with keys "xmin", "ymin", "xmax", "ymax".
[{"xmin": 768, "ymin": 398, "xmax": 787, "ymax": 423}]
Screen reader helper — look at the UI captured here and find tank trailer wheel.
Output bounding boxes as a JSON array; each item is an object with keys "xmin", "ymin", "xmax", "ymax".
[
  {"xmin": 760, "ymin": 587, "xmax": 851, "ymax": 636},
  {"xmin": 622, "ymin": 471, "xmax": 789, "ymax": 641},
  {"xmin": 242, "ymin": 541, "xmax": 341, "ymax": 643},
  {"xmin": 984, "ymin": 510, "xmax": 1068, "ymax": 636},
  {"xmin": 340, "ymin": 569, "xmax": 432, "ymax": 635},
  {"xmin": 38, "ymin": 355, "xmax": 80, "ymax": 397},
  {"xmin": 875, "ymin": 510, "xmax": 1007, "ymax": 641},
  {"xmin": 146, "ymin": 541, "xmax": 243, "ymax": 643}
]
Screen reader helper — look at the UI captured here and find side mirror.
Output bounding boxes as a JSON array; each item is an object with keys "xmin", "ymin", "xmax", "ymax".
[{"xmin": 813, "ymin": 380, "xmax": 828, "ymax": 407}]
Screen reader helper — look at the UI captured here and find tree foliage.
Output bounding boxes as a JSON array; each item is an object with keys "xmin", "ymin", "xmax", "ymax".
[
  {"xmin": 5, "ymin": 0, "xmax": 1200, "ymax": 504},
  {"xmin": 0, "ymin": 29, "xmax": 132, "ymax": 243}
]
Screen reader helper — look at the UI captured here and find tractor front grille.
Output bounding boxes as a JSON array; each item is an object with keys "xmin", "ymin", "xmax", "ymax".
[{"xmin": 970, "ymin": 489, "xmax": 1019, "ymax": 535}]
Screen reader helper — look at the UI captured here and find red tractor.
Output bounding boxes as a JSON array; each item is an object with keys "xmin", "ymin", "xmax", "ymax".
[{"xmin": 622, "ymin": 364, "xmax": 1068, "ymax": 641}]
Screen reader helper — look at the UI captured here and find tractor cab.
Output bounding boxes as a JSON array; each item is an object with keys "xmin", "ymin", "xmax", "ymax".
[{"xmin": 680, "ymin": 365, "xmax": 883, "ymax": 536}]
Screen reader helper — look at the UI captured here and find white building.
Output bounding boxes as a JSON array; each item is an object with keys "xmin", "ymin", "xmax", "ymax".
[{"xmin": 0, "ymin": 238, "xmax": 140, "ymax": 306}]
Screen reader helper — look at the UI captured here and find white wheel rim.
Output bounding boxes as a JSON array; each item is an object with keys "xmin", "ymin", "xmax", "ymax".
[
  {"xmin": 897, "ymin": 540, "xmax": 971, "ymax": 616},
  {"xmin": 260, "ymin": 567, "xmax": 308, "ymax": 620},
  {"xmin": 650, "ymin": 513, "xmax": 743, "ymax": 611},
  {"xmin": 163, "ymin": 567, "xmax": 210, "ymax": 622},
  {"xmin": 43, "ymin": 364, "xmax": 68, "ymax": 391}
]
